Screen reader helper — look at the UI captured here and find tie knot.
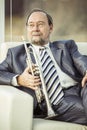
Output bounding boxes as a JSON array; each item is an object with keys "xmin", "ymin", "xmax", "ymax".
[
  {"xmin": 39, "ymin": 47, "xmax": 46, "ymax": 51},
  {"xmin": 39, "ymin": 47, "xmax": 47, "ymax": 56}
]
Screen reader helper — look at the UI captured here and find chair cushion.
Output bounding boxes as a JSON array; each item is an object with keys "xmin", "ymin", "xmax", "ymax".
[{"xmin": 34, "ymin": 118, "xmax": 87, "ymax": 130}]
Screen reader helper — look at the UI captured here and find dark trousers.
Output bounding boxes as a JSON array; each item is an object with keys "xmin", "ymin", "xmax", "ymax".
[
  {"xmin": 19, "ymin": 84, "xmax": 87, "ymax": 125},
  {"xmin": 52, "ymin": 84, "xmax": 87, "ymax": 125}
]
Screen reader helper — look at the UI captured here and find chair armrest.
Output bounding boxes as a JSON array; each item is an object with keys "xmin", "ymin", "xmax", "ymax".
[{"xmin": 0, "ymin": 85, "xmax": 33, "ymax": 130}]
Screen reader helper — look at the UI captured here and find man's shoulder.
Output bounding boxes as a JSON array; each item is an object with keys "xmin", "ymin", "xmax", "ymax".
[
  {"xmin": 51, "ymin": 39, "xmax": 76, "ymax": 48},
  {"xmin": 52, "ymin": 39, "xmax": 75, "ymax": 45},
  {"xmin": 8, "ymin": 43, "xmax": 30, "ymax": 55},
  {"xmin": 9, "ymin": 43, "xmax": 30, "ymax": 51}
]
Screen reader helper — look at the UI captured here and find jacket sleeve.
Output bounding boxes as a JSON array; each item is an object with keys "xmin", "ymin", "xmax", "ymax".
[
  {"xmin": 68, "ymin": 40, "xmax": 87, "ymax": 76},
  {"xmin": 0, "ymin": 49, "xmax": 17, "ymax": 85}
]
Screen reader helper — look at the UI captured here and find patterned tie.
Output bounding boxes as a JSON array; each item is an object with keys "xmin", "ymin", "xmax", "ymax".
[{"xmin": 39, "ymin": 47, "xmax": 64, "ymax": 105}]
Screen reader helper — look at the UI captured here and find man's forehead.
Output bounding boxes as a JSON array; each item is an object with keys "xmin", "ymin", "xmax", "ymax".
[{"xmin": 28, "ymin": 12, "xmax": 47, "ymax": 22}]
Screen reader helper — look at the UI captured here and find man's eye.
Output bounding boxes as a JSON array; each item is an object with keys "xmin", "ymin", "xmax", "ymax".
[
  {"xmin": 28, "ymin": 24, "xmax": 34, "ymax": 28},
  {"xmin": 38, "ymin": 23, "xmax": 44, "ymax": 27},
  {"xmin": 27, "ymin": 24, "xmax": 34, "ymax": 28}
]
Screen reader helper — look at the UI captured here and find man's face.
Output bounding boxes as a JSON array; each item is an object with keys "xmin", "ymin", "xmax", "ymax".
[{"xmin": 26, "ymin": 12, "xmax": 53, "ymax": 46}]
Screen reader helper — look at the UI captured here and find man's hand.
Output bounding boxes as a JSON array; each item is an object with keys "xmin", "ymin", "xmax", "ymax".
[
  {"xmin": 81, "ymin": 71, "xmax": 87, "ymax": 87},
  {"xmin": 17, "ymin": 66, "xmax": 41, "ymax": 90}
]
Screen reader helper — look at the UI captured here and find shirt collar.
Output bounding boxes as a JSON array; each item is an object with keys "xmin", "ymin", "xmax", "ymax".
[{"xmin": 32, "ymin": 43, "xmax": 49, "ymax": 52}]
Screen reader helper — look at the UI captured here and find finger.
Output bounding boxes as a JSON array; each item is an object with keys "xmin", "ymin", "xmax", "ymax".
[
  {"xmin": 25, "ymin": 66, "xmax": 35, "ymax": 73},
  {"xmin": 82, "ymin": 78, "xmax": 86, "ymax": 87},
  {"xmin": 24, "ymin": 66, "xmax": 31, "ymax": 73},
  {"xmin": 28, "ymin": 74, "xmax": 40, "ymax": 81},
  {"xmin": 26, "ymin": 81, "xmax": 42, "ymax": 90},
  {"xmin": 29, "ymin": 79, "xmax": 42, "ymax": 86}
]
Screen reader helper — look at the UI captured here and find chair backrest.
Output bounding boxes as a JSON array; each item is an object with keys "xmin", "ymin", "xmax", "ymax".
[
  {"xmin": 76, "ymin": 42, "xmax": 87, "ymax": 55},
  {"xmin": 0, "ymin": 42, "xmax": 87, "ymax": 63},
  {"xmin": 0, "ymin": 42, "xmax": 22, "ymax": 63}
]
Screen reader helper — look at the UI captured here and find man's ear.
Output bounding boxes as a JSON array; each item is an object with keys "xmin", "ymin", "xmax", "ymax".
[{"xmin": 49, "ymin": 24, "xmax": 53, "ymax": 33}]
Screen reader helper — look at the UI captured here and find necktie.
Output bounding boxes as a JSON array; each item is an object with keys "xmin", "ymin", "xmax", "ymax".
[{"xmin": 39, "ymin": 48, "xmax": 64, "ymax": 105}]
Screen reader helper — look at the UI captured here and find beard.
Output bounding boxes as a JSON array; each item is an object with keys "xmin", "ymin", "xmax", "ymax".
[{"xmin": 31, "ymin": 37, "xmax": 47, "ymax": 46}]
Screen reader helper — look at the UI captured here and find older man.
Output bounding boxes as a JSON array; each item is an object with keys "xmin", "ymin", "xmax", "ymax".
[{"xmin": 0, "ymin": 9, "xmax": 87, "ymax": 125}]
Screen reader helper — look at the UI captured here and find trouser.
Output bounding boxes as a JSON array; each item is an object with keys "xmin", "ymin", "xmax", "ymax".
[
  {"xmin": 52, "ymin": 84, "xmax": 87, "ymax": 125},
  {"xmin": 81, "ymin": 83, "xmax": 87, "ymax": 118},
  {"xmin": 19, "ymin": 84, "xmax": 87, "ymax": 125}
]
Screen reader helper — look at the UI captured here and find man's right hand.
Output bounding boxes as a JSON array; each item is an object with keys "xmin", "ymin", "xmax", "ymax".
[{"xmin": 17, "ymin": 67, "xmax": 41, "ymax": 90}]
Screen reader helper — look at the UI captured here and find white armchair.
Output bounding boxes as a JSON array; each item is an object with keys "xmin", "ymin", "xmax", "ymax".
[
  {"xmin": 0, "ymin": 85, "xmax": 33, "ymax": 130},
  {"xmin": 0, "ymin": 42, "xmax": 87, "ymax": 130}
]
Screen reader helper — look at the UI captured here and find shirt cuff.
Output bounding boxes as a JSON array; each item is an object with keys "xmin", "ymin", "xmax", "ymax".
[{"xmin": 11, "ymin": 75, "xmax": 19, "ymax": 86}]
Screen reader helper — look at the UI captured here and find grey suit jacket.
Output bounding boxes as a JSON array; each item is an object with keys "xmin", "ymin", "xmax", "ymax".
[
  {"xmin": 0, "ymin": 39, "xmax": 87, "ymax": 85},
  {"xmin": 0, "ymin": 40, "xmax": 87, "ymax": 110}
]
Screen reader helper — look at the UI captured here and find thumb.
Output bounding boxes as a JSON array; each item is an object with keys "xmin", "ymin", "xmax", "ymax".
[
  {"xmin": 81, "ymin": 77, "xmax": 86, "ymax": 87},
  {"xmin": 24, "ymin": 66, "xmax": 31, "ymax": 73}
]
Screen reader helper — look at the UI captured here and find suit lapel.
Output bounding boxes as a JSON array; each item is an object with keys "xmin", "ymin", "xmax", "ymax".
[
  {"xmin": 49, "ymin": 42, "xmax": 73, "ymax": 76},
  {"xmin": 50, "ymin": 42, "xmax": 63, "ymax": 68},
  {"xmin": 49, "ymin": 42, "xmax": 79, "ymax": 80}
]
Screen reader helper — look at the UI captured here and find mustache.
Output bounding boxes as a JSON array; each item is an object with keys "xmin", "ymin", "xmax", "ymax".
[
  {"xmin": 31, "ymin": 38, "xmax": 46, "ymax": 46},
  {"xmin": 32, "ymin": 31, "xmax": 42, "ymax": 36}
]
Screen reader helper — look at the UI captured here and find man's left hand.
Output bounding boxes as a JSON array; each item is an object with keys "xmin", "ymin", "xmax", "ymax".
[{"xmin": 82, "ymin": 71, "xmax": 87, "ymax": 87}]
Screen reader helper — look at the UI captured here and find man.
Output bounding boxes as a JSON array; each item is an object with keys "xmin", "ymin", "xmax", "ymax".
[{"xmin": 0, "ymin": 8, "xmax": 87, "ymax": 125}]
